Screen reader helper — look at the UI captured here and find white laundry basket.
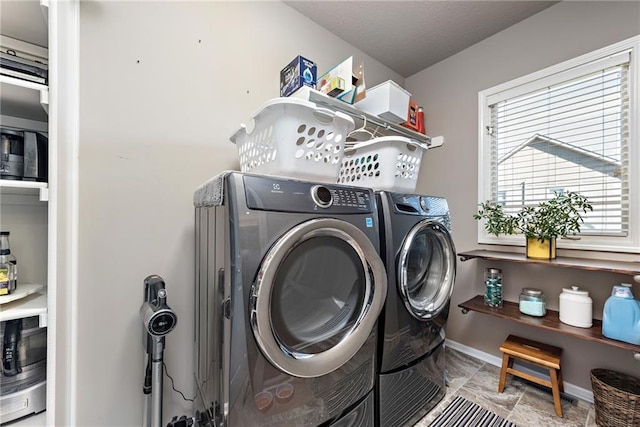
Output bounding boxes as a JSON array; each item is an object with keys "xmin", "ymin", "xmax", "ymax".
[
  {"xmin": 338, "ymin": 136, "xmax": 428, "ymax": 192},
  {"xmin": 230, "ymin": 97, "xmax": 355, "ymax": 183}
]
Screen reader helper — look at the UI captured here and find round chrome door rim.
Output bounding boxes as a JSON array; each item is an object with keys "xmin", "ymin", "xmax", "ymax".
[
  {"xmin": 398, "ymin": 219, "xmax": 456, "ymax": 320},
  {"xmin": 251, "ymin": 217, "xmax": 387, "ymax": 378}
]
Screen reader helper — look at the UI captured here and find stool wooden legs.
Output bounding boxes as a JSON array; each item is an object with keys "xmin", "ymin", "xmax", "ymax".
[
  {"xmin": 498, "ymin": 353, "xmax": 511, "ymax": 393},
  {"xmin": 550, "ymin": 368, "xmax": 563, "ymax": 417},
  {"xmin": 497, "ymin": 354, "xmax": 564, "ymax": 417},
  {"xmin": 557, "ymin": 368, "xmax": 564, "ymax": 393},
  {"xmin": 498, "ymin": 335, "xmax": 564, "ymax": 417}
]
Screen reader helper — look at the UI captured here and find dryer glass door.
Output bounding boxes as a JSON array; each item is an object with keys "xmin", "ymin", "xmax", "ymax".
[
  {"xmin": 398, "ymin": 219, "xmax": 456, "ymax": 320},
  {"xmin": 250, "ymin": 218, "xmax": 386, "ymax": 378}
]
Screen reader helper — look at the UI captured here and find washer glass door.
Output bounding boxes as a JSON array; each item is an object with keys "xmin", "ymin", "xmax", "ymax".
[
  {"xmin": 398, "ymin": 219, "xmax": 456, "ymax": 320},
  {"xmin": 251, "ymin": 218, "xmax": 386, "ymax": 378}
]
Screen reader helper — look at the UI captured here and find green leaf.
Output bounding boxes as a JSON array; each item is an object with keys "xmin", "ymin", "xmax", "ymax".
[{"xmin": 473, "ymin": 192, "xmax": 592, "ymax": 240}]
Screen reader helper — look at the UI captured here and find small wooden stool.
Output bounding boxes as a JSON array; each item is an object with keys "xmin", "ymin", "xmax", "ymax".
[{"xmin": 498, "ymin": 335, "xmax": 564, "ymax": 417}]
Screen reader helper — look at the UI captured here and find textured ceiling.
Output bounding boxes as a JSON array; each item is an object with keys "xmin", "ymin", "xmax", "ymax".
[
  {"xmin": 0, "ymin": 0, "xmax": 558, "ymax": 77},
  {"xmin": 285, "ymin": 1, "xmax": 559, "ymax": 77}
]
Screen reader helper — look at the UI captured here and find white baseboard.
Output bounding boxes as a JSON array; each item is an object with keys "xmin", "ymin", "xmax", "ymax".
[{"xmin": 445, "ymin": 339, "xmax": 594, "ymax": 404}]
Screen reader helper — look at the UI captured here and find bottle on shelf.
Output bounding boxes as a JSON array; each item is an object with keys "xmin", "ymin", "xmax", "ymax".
[
  {"xmin": 417, "ymin": 107, "xmax": 425, "ymax": 134},
  {"xmin": 484, "ymin": 268, "xmax": 503, "ymax": 308},
  {"xmin": 0, "ymin": 231, "xmax": 17, "ymax": 295},
  {"xmin": 602, "ymin": 284, "xmax": 640, "ymax": 345}
]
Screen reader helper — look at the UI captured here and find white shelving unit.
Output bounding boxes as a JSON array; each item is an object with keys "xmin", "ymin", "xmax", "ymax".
[
  {"xmin": 0, "ymin": 41, "xmax": 50, "ymax": 316},
  {"xmin": 1, "ymin": 1, "xmax": 52, "ymax": 425}
]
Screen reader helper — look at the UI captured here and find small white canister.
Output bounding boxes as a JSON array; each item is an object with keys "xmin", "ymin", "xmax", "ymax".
[{"xmin": 559, "ymin": 286, "xmax": 593, "ymax": 328}]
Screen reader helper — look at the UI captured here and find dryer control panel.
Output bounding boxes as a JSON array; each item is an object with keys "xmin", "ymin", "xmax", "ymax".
[
  {"xmin": 244, "ymin": 175, "xmax": 374, "ymax": 213},
  {"xmin": 391, "ymin": 193, "xmax": 452, "ymax": 231}
]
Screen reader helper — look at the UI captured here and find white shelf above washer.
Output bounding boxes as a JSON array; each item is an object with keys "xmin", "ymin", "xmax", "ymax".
[{"xmin": 291, "ymin": 86, "xmax": 444, "ymax": 148}]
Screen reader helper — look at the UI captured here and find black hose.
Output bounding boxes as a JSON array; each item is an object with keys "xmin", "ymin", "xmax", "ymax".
[{"xmin": 143, "ymin": 353, "xmax": 152, "ymax": 395}]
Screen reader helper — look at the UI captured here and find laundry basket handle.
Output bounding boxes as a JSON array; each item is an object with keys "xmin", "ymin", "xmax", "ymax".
[
  {"xmin": 343, "ymin": 146, "xmax": 358, "ymax": 157},
  {"xmin": 313, "ymin": 107, "xmax": 337, "ymax": 125},
  {"xmin": 407, "ymin": 136, "xmax": 444, "ymax": 151},
  {"xmin": 406, "ymin": 140, "xmax": 430, "ymax": 151}
]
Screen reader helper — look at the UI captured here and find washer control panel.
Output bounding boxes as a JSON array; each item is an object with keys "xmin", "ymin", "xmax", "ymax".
[
  {"xmin": 328, "ymin": 187, "xmax": 372, "ymax": 210},
  {"xmin": 244, "ymin": 175, "xmax": 373, "ymax": 213}
]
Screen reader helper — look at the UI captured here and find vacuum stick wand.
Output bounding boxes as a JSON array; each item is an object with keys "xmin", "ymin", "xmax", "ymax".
[
  {"xmin": 151, "ymin": 334, "xmax": 165, "ymax": 427},
  {"xmin": 140, "ymin": 276, "xmax": 178, "ymax": 427}
]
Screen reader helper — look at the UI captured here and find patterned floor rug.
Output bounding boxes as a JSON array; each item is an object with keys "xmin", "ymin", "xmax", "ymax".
[{"xmin": 429, "ymin": 395, "xmax": 518, "ymax": 427}]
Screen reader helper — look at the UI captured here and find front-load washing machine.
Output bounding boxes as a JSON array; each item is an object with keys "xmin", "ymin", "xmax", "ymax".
[
  {"xmin": 375, "ymin": 192, "xmax": 456, "ymax": 427},
  {"xmin": 193, "ymin": 172, "xmax": 387, "ymax": 427}
]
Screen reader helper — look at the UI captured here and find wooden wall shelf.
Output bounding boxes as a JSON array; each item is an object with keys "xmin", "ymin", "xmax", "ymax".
[
  {"xmin": 458, "ymin": 249, "xmax": 640, "ymax": 280},
  {"xmin": 459, "ymin": 295, "xmax": 640, "ymax": 353}
]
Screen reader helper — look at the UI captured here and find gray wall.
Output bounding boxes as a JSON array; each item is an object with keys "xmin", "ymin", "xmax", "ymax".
[
  {"xmin": 77, "ymin": 1, "xmax": 403, "ymax": 425},
  {"xmin": 406, "ymin": 1, "xmax": 640, "ymax": 391}
]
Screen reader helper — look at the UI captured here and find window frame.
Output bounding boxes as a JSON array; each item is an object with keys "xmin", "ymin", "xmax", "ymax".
[{"xmin": 477, "ymin": 36, "xmax": 640, "ymax": 254}]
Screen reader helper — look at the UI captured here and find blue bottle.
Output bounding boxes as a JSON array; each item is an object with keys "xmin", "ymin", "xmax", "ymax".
[{"xmin": 602, "ymin": 284, "xmax": 640, "ymax": 345}]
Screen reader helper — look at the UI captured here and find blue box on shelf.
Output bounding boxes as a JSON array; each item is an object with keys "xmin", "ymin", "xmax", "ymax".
[{"xmin": 280, "ymin": 55, "xmax": 317, "ymax": 97}]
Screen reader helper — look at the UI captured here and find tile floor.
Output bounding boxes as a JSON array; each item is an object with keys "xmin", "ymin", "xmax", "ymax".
[{"xmin": 414, "ymin": 347, "xmax": 597, "ymax": 427}]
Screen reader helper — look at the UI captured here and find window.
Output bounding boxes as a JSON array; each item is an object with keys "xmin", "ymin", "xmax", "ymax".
[{"xmin": 478, "ymin": 36, "xmax": 640, "ymax": 253}]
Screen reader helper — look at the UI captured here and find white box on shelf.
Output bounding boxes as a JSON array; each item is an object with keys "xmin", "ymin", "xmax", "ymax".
[{"xmin": 354, "ymin": 80, "xmax": 411, "ymax": 124}]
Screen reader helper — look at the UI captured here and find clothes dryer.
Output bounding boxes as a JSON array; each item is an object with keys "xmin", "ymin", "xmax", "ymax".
[
  {"xmin": 375, "ymin": 191, "xmax": 456, "ymax": 427},
  {"xmin": 193, "ymin": 172, "xmax": 387, "ymax": 427}
]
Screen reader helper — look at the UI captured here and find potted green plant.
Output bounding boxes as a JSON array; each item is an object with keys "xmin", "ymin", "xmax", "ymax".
[{"xmin": 474, "ymin": 192, "xmax": 593, "ymax": 259}]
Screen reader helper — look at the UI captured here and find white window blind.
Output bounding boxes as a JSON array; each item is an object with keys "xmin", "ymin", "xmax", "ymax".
[{"xmin": 487, "ymin": 57, "xmax": 630, "ymax": 237}]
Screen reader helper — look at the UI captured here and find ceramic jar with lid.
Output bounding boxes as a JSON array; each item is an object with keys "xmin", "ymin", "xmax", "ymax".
[
  {"xmin": 519, "ymin": 288, "xmax": 546, "ymax": 317},
  {"xmin": 559, "ymin": 286, "xmax": 593, "ymax": 328}
]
